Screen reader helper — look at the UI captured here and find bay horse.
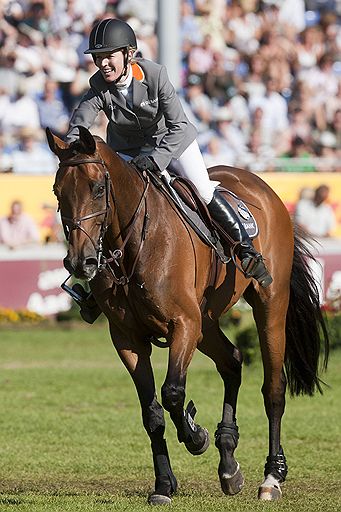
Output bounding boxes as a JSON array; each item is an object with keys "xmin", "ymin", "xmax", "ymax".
[{"xmin": 47, "ymin": 126, "xmax": 328, "ymax": 505}]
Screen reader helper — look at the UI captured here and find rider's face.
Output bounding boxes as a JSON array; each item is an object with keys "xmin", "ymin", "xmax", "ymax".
[{"xmin": 95, "ymin": 50, "xmax": 125, "ymax": 83}]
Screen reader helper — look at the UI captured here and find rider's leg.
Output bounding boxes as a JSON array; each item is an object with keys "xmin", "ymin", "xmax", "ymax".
[{"xmin": 177, "ymin": 141, "xmax": 273, "ymax": 288}]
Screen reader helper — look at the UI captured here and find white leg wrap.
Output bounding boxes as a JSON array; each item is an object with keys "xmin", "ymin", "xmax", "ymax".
[
  {"xmin": 262, "ymin": 474, "xmax": 281, "ymax": 489},
  {"xmin": 258, "ymin": 474, "xmax": 282, "ymax": 501}
]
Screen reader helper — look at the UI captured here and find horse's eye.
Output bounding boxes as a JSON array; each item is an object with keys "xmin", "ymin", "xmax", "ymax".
[{"xmin": 94, "ymin": 185, "xmax": 105, "ymax": 198}]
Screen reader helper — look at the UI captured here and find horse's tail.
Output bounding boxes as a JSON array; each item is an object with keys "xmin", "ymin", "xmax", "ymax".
[{"xmin": 285, "ymin": 226, "xmax": 329, "ymax": 396}]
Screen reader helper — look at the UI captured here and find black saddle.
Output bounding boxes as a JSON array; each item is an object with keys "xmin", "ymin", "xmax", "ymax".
[{"xmin": 145, "ymin": 170, "xmax": 259, "ymax": 264}]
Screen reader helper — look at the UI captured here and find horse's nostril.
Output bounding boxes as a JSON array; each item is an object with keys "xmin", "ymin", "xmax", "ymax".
[
  {"xmin": 84, "ymin": 257, "xmax": 98, "ymax": 267},
  {"xmin": 63, "ymin": 256, "xmax": 74, "ymax": 273}
]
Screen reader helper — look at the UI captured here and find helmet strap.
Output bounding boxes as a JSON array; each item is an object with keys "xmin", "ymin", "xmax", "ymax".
[{"xmin": 113, "ymin": 48, "xmax": 130, "ymax": 84}]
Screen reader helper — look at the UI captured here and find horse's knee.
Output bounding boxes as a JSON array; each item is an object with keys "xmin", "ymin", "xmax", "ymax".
[
  {"xmin": 161, "ymin": 383, "xmax": 185, "ymax": 414},
  {"xmin": 142, "ymin": 397, "xmax": 166, "ymax": 436}
]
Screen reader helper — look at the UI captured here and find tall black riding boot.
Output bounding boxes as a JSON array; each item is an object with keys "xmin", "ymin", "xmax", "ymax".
[{"xmin": 207, "ymin": 190, "xmax": 273, "ymax": 288}]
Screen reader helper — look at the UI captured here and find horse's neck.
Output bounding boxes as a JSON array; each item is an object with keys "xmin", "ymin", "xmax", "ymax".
[{"xmin": 106, "ymin": 155, "xmax": 146, "ymax": 246}]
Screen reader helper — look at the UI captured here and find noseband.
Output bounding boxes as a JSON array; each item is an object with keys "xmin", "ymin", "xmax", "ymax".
[{"xmin": 58, "ymin": 157, "xmax": 111, "ymax": 267}]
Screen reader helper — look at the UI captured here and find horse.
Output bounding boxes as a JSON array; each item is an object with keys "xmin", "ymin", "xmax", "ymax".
[{"xmin": 47, "ymin": 126, "xmax": 329, "ymax": 505}]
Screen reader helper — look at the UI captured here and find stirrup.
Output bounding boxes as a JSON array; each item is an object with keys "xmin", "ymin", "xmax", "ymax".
[
  {"xmin": 72, "ymin": 284, "xmax": 102, "ymax": 324},
  {"xmin": 241, "ymin": 255, "xmax": 273, "ymax": 288}
]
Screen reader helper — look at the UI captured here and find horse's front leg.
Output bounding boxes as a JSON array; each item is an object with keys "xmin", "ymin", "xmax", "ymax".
[
  {"xmin": 161, "ymin": 314, "xmax": 210, "ymax": 456},
  {"xmin": 109, "ymin": 325, "xmax": 177, "ymax": 505}
]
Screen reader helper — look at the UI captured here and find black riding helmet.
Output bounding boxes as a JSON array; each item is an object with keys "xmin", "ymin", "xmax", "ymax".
[
  {"xmin": 84, "ymin": 18, "xmax": 137, "ymax": 55},
  {"xmin": 84, "ymin": 18, "xmax": 137, "ymax": 82}
]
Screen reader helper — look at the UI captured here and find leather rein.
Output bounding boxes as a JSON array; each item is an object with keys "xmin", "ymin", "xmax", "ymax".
[{"xmin": 58, "ymin": 156, "xmax": 150, "ymax": 286}]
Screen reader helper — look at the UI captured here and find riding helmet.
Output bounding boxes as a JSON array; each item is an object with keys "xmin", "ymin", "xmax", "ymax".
[{"xmin": 84, "ymin": 18, "xmax": 137, "ymax": 55}]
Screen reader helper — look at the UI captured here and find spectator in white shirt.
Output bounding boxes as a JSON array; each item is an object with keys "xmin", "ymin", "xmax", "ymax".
[
  {"xmin": 295, "ymin": 184, "xmax": 337, "ymax": 238},
  {"xmin": 0, "ymin": 200, "xmax": 40, "ymax": 249},
  {"xmin": 7, "ymin": 128, "xmax": 57, "ymax": 174}
]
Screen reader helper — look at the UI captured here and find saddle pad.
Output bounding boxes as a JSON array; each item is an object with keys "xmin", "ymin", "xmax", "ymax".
[
  {"xmin": 218, "ymin": 187, "xmax": 259, "ymax": 239},
  {"xmin": 170, "ymin": 175, "xmax": 259, "ymax": 240}
]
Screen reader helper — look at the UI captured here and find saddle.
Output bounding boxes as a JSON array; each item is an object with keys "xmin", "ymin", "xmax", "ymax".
[{"xmin": 146, "ymin": 170, "xmax": 259, "ymax": 264}]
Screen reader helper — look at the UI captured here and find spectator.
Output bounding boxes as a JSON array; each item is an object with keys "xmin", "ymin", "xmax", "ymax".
[
  {"xmin": 330, "ymin": 109, "xmax": 341, "ymax": 153},
  {"xmin": 315, "ymin": 131, "xmax": 340, "ymax": 172},
  {"xmin": 280, "ymin": 136, "xmax": 316, "ymax": 172},
  {"xmin": 0, "ymin": 83, "xmax": 40, "ymax": 135},
  {"xmin": 6, "ymin": 127, "xmax": 57, "ymax": 174},
  {"xmin": 294, "ymin": 184, "xmax": 336, "ymax": 237},
  {"xmin": 248, "ymin": 76, "xmax": 289, "ymax": 150},
  {"xmin": 0, "ymin": 134, "xmax": 13, "ymax": 173},
  {"xmin": 180, "ymin": 1, "xmax": 202, "ymax": 46},
  {"xmin": 40, "ymin": 203, "xmax": 63, "ymax": 244},
  {"xmin": 214, "ymin": 107, "xmax": 248, "ymax": 161},
  {"xmin": 243, "ymin": 53, "xmax": 266, "ymax": 101},
  {"xmin": 288, "ymin": 107, "xmax": 313, "ymax": 146},
  {"xmin": 185, "ymin": 74, "xmax": 213, "ymax": 132},
  {"xmin": 36, "ymin": 79, "xmax": 69, "ymax": 137},
  {"xmin": 45, "ymin": 33, "xmax": 79, "ymax": 112},
  {"xmin": 203, "ymin": 51, "xmax": 233, "ymax": 106},
  {"xmin": 187, "ymin": 35, "xmax": 214, "ymax": 76},
  {"xmin": 12, "ymin": 30, "xmax": 46, "ymax": 95},
  {"xmin": 202, "ymin": 135, "xmax": 235, "ymax": 167},
  {"xmin": 0, "ymin": 53, "xmax": 20, "ymax": 95},
  {"xmin": 0, "ymin": 200, "xmax": 40, "ymax": 249}
]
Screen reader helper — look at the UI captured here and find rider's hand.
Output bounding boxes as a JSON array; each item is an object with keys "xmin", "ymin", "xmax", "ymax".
[{"xmin": 131, "ymin": 155, "xmax": 159, "ymax": 173}]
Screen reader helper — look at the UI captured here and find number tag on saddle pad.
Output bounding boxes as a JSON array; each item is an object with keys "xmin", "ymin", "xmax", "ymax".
[{"xmin": 219, "ymin": 188, "xmax": 259, "ymax": 239}]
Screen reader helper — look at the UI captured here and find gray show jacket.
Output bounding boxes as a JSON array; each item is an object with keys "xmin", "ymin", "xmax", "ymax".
[{"xmin": 66, "ymin": 58, "xmax": 197, "ymax": 171}]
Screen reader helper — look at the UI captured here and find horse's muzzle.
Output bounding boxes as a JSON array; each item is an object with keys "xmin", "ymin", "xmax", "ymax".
[{"xmin": 63, "ymin": 255, "xmax": 98, "ymax": 281}]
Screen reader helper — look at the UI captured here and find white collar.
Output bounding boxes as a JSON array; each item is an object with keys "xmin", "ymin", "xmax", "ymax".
[{"xmin": 116, "ymin": 64, "xmax": 133, "ymax": 91}]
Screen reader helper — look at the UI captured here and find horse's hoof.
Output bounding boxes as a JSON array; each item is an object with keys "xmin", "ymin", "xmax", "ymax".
[
  {"xmin": 219, "ymin": 463, "xmax": 244, "ymax": 495},
  {"xmin": 258, "ymin": 484, "xmax": 282, "ymax": 501},
  {"xmin": 148, "ymin": 493, "xmax": 172, "ymax": 506},
  {"xmin": 185, "ymin": 427, "xmax": 210, "ymax": 455}
]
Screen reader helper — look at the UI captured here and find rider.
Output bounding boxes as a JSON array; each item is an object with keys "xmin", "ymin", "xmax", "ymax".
[{"xmin": 65, "ymin": 18, "xmax": 272, "ymax": 321}]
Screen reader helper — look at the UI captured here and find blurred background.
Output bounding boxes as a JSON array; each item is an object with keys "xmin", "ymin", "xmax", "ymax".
[{"xmin": 0, "ymin": 0, "xmax": 340, "ymax": 317}]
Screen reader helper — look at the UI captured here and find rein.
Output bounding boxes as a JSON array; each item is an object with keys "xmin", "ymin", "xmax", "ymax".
[
  {"xmin": 102, "ymin": 167, "xmax": 150, "ymax": 286},
  {"xmin": 58, "ymin": 155, "xmax": 151, "ymax": 287}
]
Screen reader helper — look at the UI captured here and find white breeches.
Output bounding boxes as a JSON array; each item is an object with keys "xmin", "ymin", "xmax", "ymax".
[
  {"xmin": 121, "ymin": 140, "xmax": 218, "ymax": 204},
  {"xmin": 175, "ymin": 140, "xmax": 218, "ymax": 204}
]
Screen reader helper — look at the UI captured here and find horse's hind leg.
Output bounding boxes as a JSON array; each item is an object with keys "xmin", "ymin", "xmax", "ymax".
[
  {"xmin": 198, "ymin": 320, "xmax": 244, "ymax": 495},
  {"xmin": 109, "ymin": 325, "xmax": 177, "ymax": 505},
  {"xmin": 245, "ymin": 288, "xmax": 289, "ymax": 500}
]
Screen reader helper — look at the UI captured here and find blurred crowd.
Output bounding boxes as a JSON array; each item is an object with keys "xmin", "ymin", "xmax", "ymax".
[{"xmin": 0, "ymin": 0, "xmax": 340, "ymax": 174}]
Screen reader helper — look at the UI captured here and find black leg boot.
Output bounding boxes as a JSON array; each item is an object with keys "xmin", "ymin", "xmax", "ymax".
[
  {"xmin": 71, "ymin": 284, "xmax": 102, "ymax": 324},
  {"xmin": 207, "ymin": 190, "xmax": 273, "ymax": 288}
]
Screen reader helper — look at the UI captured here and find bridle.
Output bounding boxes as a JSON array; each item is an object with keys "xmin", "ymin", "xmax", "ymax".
[
  {"xmin": 57, "ymin": 155, "xmax": 151, "ymax": 289},
  {"xmin": 58, "ymin": 156, "xmax": 111, "ymax": 267}
]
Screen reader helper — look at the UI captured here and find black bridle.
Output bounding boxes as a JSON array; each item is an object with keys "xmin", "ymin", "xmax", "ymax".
[
  {"xmin": 57, "ymin": 155, "xmax": 151, "ymax": 294},
  {"xmin": 58, "ymin": 157, "xmax": 111, "ymax": 268}
]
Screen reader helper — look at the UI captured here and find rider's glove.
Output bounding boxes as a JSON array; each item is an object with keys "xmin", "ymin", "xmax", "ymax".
[{"xmin": 131, "ymin": 155, "xmax": 159, "ymax": 173}]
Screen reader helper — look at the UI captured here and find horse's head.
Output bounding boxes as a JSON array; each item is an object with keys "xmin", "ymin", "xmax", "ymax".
[{"xmin": 47, "ymin": 126, "xmax": 111, "ymax": 280}]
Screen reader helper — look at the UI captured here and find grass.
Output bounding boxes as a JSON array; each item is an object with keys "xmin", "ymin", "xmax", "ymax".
[{"xmin": 0, "ymin": 325, "xmax": 340, "ymax": 511}]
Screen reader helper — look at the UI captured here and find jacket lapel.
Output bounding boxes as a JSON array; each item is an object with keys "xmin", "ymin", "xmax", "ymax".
[
  {"xmin": 110, "ymin": 86, "xmax": 130, "ymax": 111},
  {"xmin": 132, "ymin": 79, "xmax": 148, "ymax": 111}
]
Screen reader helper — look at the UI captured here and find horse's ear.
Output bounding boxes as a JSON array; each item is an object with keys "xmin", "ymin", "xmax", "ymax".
[
  {"xmin": 46, "ymin": 127, "xmax": 68, "ymax": 157},
  {"xmin": 78, "ymin": 126, "xmax": 96, "ymax": 154}
]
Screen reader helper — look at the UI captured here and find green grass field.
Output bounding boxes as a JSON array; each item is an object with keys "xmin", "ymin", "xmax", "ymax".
[{"xmin": 0, "ymin": 325, "xmax": 340, "ymax": 511}]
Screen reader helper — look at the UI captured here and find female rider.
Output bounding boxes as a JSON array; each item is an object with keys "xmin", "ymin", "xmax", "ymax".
[{"xmin": 66, "ymin": 18, "xmax": 272, "ymax": 321}]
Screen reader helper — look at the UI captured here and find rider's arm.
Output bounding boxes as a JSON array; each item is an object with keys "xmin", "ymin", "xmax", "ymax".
[
  {"xmin": 65, "ymin": 88, "xmax": 104, "ymax": 142},
  {"xmin": 149, "ymin": 65, "xmax": 197, "ymax": 171}
]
